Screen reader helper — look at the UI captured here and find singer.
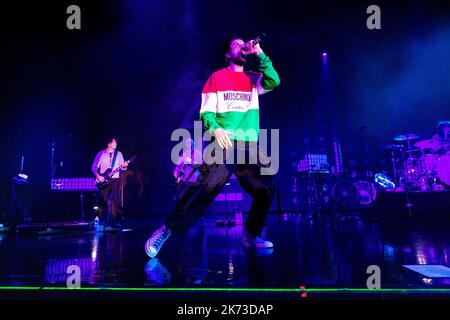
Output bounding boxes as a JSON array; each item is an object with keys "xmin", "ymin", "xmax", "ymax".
[{"xmin": 144, "ymin": 35, "xmax": 280, "ymax": 258}]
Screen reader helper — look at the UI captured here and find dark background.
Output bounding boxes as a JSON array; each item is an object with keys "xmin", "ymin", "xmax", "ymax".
[{"xmin": 1, "ymin": 0, "xmax": 450, "ymax": 220}]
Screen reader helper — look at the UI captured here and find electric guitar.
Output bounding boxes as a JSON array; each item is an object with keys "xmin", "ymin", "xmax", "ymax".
[{"xmin": 96, "ymin": 155, "xmax": 137, "ymax": 189}]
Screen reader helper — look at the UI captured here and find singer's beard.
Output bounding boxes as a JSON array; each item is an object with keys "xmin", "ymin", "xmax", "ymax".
[{"xmin": 230, "ymin": 53, "xmax": 247, "ymax": 66}]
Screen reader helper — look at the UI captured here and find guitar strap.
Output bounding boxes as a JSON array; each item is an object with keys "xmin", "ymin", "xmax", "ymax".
[{"xmin": 111, "ymin": 150, "xmax": 119, "ymax": 169}]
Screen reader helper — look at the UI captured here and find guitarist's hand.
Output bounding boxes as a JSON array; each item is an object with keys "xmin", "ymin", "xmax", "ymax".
[
  {"xmin": 122, "ymin": 162, "xmax": 129, "ymax": 168},
  {"xmin": 96, "ymin": 174, "xmax": 105, "ymax": 182}
]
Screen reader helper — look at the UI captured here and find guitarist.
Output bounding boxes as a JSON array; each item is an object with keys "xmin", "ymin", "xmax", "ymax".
[{"xmin": 91, "ymin": 137, "xmax": 128, "ymax": 228}]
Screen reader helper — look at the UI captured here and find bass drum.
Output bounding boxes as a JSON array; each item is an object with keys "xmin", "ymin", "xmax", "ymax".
[
  {"xmin": 420, "ymin": 153, "xmax": 438, "ymax": 176},
  {"xmin": 352, "ymin": 180, "xmax": 377, "ymax": 205},
  {"xmin": 436, "ymin": 153, "xmax": 450, "ymax": 186},
  {"xmin": 331, "ymin": 181, "xmax": 358, "ymax": 207},
  {"xmin": 401, "ymin": 157, "xmax": 422, "ymax": 183}
]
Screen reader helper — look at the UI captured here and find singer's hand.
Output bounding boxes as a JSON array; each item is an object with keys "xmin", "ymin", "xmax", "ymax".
[
  {"xmin": 242, "ymin": 43, "xmax": 263, "ymax": 56},
  {"xmin": 214, "ymin": 128, "xmax": 234, "ymax": 150}
]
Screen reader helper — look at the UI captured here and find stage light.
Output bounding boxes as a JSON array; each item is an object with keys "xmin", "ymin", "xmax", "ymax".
[
  {"xmin": 50, "ymin": 177, "xmax": 97, "ymax": 191},
  {"xmin": 13, "ymin": 173, "xmax": 29, "ymax": 184},
  {"xmin": 374, "ymin": 173, "xmax": 396, "ymax": 189},
  {"xmin": 322, "ymin": 52, "xmax": 328, "ymax": 67},
  {"xmin": 93, "ymin": 206, "xmax": 99, "ymax": 211}
]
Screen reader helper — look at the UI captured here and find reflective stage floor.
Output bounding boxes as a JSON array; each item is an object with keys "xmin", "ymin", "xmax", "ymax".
[{"xmin": 1, "ymin": 214, "xmax": 450, "ymax": 299}]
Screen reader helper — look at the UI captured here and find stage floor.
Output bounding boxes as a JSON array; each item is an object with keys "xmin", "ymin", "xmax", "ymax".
[{"xmin": 1, "ymin": 214, "xmax": 450, "ymax": 299}]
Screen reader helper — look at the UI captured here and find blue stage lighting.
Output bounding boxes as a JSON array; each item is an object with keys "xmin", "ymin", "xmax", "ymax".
[{"xmin": 374, "ymin": 173, "xmax": 396, "ymax": 189}]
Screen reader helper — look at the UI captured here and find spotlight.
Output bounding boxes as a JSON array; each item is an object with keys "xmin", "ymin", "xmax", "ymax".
[
  {"xmin": 322, "ymin": 52, "xmax": 327, "ymax": 57},
  {"xmin": 13, "ymin": 173, "xmax": 29, "ymax": 184},
  {"xmin": 93, "ymin": 206, "xmax": 99, "ymax": 211},
  {"xmin": 374, "ymin": 173, "xmax": 396, "ymax": 189}
]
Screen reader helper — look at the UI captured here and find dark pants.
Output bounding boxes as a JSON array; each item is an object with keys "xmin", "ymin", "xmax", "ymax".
[
  {"xmin": 166, "ymin": 142, "xmax": 275, "ymax": 237},
  {"xmin": 97, "ymin": 178, "xmax": 121, "ymax": 223}
]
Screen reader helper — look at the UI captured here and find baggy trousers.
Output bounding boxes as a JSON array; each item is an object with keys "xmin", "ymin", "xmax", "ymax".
[{"xmin": 166, "ymin": 141, "xmax": 275, "ymax": 237}]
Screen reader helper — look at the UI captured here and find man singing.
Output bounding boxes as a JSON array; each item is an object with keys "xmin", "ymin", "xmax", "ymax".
[
  {"xmin": 91, "ymin": 137, "xmax": 128, "ymax": 229},
  {"xmin": 145, "ymin": 36, "xmax": 280, "ymax": 258}
]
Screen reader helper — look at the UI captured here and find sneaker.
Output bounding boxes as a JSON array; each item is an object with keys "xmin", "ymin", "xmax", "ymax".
[
  {"xmin": 145, "ymin": 225, "xmax": 172, "ymax": 258},
  {"xmin": 243, "ymin": 232, "xmax": 274, "ymax": 248},
  {"xmin": 145, "ymin": 258, "xmax": 172, "ymax": 284}
]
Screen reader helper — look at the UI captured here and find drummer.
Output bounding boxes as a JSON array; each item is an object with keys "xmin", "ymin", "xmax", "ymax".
[
  {"xmin": 432, "ymin": 121, "xmax": 450, "ymax": 153},
  {"xmin": 415, "ymin": 121, "xmax": 450, "ymax": 154}
]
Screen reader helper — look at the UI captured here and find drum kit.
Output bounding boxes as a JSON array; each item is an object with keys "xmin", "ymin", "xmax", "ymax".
[{"xmin": 387, "ymin": 133, "xmax": 450, "ymax": 191}]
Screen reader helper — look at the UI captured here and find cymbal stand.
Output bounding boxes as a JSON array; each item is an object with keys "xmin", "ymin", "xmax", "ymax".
[{"xmin": 401, "ymin": 142, "xmax": 415, "ymax": 218}]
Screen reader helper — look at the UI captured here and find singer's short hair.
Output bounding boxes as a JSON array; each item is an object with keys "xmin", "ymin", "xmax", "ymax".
[{"xmin": 222, "ymin": 35, "xmax": 244, "ymax": 65}]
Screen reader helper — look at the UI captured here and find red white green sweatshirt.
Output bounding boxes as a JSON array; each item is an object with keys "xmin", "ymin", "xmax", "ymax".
[{"xmin": 199, "ymin": 52, "xmax": 280, "ymax": 142}]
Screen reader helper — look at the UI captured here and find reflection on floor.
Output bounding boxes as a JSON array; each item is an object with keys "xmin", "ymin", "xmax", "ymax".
[{"xmin": 1, "ymin": 214, "xmax": 450, "ymax": 298}]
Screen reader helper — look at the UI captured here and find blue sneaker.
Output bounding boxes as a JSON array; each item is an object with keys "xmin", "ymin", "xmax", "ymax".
[
  {"xmin": 145, "ymin": 225, "xmax": 172, "ymax": 258},
  {"xmin": 243, "ymin": 232, "xmax": 274, "ymax": 248},
  {"xmin": 145, "ymin": 258, "xmax": 172, "ymax": 284}
]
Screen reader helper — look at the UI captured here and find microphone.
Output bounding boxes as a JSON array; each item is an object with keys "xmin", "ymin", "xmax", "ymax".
[{"xmin": 242, "ymin": 33, "xmax": 265, "ymax": 52}]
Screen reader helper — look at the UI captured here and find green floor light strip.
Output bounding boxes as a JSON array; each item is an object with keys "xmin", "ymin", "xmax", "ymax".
[{"xmin": 0, "ymin": 286, "xmax": 42, "ymax": 290}]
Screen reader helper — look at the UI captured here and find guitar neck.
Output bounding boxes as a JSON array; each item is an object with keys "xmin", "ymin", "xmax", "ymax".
[{"xmin": 109, "ymin": 167, "xmax": 121, "ymax": 176}]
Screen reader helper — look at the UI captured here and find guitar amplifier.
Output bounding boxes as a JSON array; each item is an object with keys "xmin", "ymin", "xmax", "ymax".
[{"xmin": 298, "ymin": 154, "xmax": 329, "ymax": 173}]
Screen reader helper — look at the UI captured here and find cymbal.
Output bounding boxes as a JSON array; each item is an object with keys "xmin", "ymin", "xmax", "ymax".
[
  {"xmin": 415, "ymin": 138, "xmax": 449, "ymax": 150},
  {"xmin": 384, "ymin": 144, "xmax": 404, "ymax": 150},
  {"xmin": 404, "ymin": 147, "xmax": 422, "ymax": 155},
  {"xmin": 393, "ymin": 133, "xmax": 421, "ymax": 141}
]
